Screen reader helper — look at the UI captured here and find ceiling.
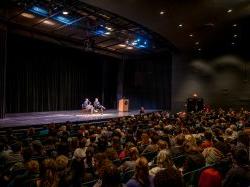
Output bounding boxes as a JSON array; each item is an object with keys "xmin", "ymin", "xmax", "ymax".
[
  {"xmin": 81, "ymin": 0, "xmax": 250, "ymax": 56},
  {"xmin": 0, "ymin": 0, "xmax": 174, "ymax": 58},
  {"xmin": 0, "ymin": 0, "xmax": 249, "ymax": 58}
]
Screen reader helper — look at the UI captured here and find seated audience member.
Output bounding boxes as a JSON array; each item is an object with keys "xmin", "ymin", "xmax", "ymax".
[
  {"xmin": 126, "ymin": 157, "xmax": 154, "ymax": 187},
  {"xmin": 222, "ymin": 148, "xmax": 250, "ymax": 187},
  {"xmin": 119, "ymin": 146, "xmax": 139, "ymax": 171},
  {"xmin": 183, "ymin": 141, "xmax": 205, "ymax": 173},
  {"xmin": 149, "ymin": 150, "xmax": 175, "ymax": 176},
  {"xmin": 198, "ymin": 147, "xmax": 224, "ymax": 187},
  {"xmin": 93, "ymin": 98, "xmax": 105, "ymax": 112},
  {"xmin": 154, "ymin": 167, "xmax": 183, "ymax": 187},
  {"xmin": 170, "ymin": 134, "xmax": 185, "ymax": 158},
  {"xmin": 8, "ymin": 160, "xmax": 40, "ymax": 187},
  {"xmin": 142, "ymin": 135, "xmax": 159, "ymax": 154},
  {"xmin": 40, "ymin": 159, "xmax": 57, "ymax": 187},
  {"xmin": 94, "ymin": 160, "xmax": 125, "ymax": 187},
  {"xmin": 201, "ymin": 131, "xmax": 213, "ymax": 149}
]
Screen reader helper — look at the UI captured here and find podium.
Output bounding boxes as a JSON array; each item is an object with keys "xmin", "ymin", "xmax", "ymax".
[{"xmin": 118, "ymin": 99, "xmax": 129, "ymax": 112}]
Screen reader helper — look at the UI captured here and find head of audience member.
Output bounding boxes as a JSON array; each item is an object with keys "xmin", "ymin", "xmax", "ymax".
[
  {"xmin": 232, "ymin": 148, "xmax": 249, "ymax": 166},
  {"xmin": 202, "ymin": 147, "xmax": 223, "ymax": 166},
  {"xmin": 128, "ymin": 147, "xmax": 139, "ymax": 161},
  {"xmin": 11, "ymin": 141, "xmax": 22, "ymax": 153},
  {"xmin": 156, "ymin": 150, "xmax": 173, "ymax": 168},
  {"xmin": 55, "ymin": 155, "xmax": 69, "ymax": 172},
  {"xmin": 154, "ymin": 167, "xmax": 183, "ymax": 187},
  {"xmin": 175, "ymin": 134, "xmax": 185, "ymax": 146},
  {"xmin": 99, "ymin": 161, "xmax": 122, "ymax": 187},
  {"xmin": 134, "ymin": 157, "xmax": 150, "ymax": 186}
]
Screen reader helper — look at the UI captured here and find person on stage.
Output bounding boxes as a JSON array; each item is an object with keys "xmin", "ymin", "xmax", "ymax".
[
  {"xmin": 93, "ymin": 98, "xmax": 105, "ymax": 113},
  {"xmin": 82, "ymin": 98, "xmax": 94, "ymax": 114}
]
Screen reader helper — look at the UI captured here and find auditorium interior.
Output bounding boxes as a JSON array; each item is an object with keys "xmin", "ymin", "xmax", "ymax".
[{"xmin": 0, "ymin": 1, "xmax": 249, "ymax": 187}]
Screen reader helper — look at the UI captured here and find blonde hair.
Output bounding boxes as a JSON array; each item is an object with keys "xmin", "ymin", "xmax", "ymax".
[{"xmin": 55, "ymin": 155, "xmax": 68, "ymax": 171}]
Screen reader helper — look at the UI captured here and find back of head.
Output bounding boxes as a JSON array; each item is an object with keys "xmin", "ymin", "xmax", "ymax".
[
  {"xmin": 233, "ymin": 148, "xmax": 249, "ymax": 165},
  {"xmin": 11, "ymin": 141, "xmax": 22, "ymax": 153},
  {"xmin": 202, "ymin": 147, "xmax": 223, "ymax": 165},
  {"xmin": 154, "ymin": 167, "xmax": 183, "ymax": 187},
  {"xmin": 55, "ymin": 155, "xmax": 69, "ymax": 171},
  {"xmin": 175, "ymin": 134, "xmax": 185, "ymax": 146},
  {"xmin": 135, "ymin": 157, "xmax": 150, "ymax": 186},
  {"xmin": 204, "ymin": 131, "xmax": 212, "ymax": 141},
  {"xmin": 101, "ymin": 163, "xmax": 121, "ymax": 187}
]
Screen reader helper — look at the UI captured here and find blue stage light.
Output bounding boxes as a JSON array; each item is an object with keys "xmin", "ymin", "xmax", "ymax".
[
  {"xmin": 29, "ymin": 6, "xmax": 48, "ymax": 17},
  {"xmin": 53, "ymin": 15, "xmax": 72, "ymax": 24},
  {"xmin": 127, "ymin": 36, "xmax": 149, "ymax": 49}
]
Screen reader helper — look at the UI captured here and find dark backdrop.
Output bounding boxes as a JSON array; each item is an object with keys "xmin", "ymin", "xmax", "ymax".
[
  {"xmin": 123, "ymin": 54, "xmax": 172, "ymax": 110},
  {"xmin": 6, "ymin": 34, "xmax": 119, "ymax": 113}
]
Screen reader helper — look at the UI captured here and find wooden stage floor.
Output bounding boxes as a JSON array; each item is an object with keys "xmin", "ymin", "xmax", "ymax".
[{"xmin": 0, "ymin": 109, "xmax": 158, "ymax": 128}]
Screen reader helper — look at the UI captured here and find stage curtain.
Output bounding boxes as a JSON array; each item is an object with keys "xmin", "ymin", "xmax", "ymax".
[
  {"xmin": 6, "ymin": 34, "xmax": 118, "ymax": 113},
  {"xmin": 0, "ymin": 26, "xmax": 7, "ymax": 118}
]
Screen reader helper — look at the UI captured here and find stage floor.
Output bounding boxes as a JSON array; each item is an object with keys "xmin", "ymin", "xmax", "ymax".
[{"xmin": 0, "ymin": 109, "xmax": 158, "ymax": 128}]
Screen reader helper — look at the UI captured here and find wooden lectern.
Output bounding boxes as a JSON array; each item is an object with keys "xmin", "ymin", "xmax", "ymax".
[{"xmin": 118, "ymin": 99, "xmax": 129, "ymax": 112}]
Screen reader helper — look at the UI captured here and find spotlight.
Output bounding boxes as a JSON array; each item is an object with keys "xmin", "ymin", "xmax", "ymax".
[
  {"xmin": 189, "ymin": 34, "xmax": 193, "ymax": 37},
  {"xmin": 126, "ymin": 46, "xmax": 133, "ymax": 50},
  {"xmin": 178, "ymin": 24, "xmax": 183, "ymax": 27},
  {"xmin": 227, "ymin": 9, "xmax": 233, "ymax": 13},
  {"xmin": 160, "ymin": 10, "xmax": 165, "ymax": 15},
  {"xmin": 43, "ymin": 20, "xmax": 55, "ymax": 25},
  {"xmin": 195, "ymin": 41, "xmax": 199, "ymax": 45},
  {"xmin": 233, "ymin": 34, "xmax": 238, "ymax": 38},
  {"xmin": 21, "ymin": 12, "xmax": 35, "ymax": 19},
  {"xmin": 105, "ymin": 32, "xmax": 111, "ymax": 35},
  {"xmin": 233, "ymin": 24, "xmax": 237, "ymax": 27},
  {"xmin": 62, "ymin": 11, "xmax": 69, "ymax": 15},
  {"xmin": 119, "ymin": 44, "xmax": 126, "ymax": 47},
  {"xmin": 198, "ymin": 48, "xmax": 202, "ymax": 51}
]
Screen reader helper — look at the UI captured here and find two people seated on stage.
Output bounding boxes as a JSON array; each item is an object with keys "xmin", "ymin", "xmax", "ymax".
[{"xmin": 82, "ymin": 98, "xmax": 105, "ymax": 114}]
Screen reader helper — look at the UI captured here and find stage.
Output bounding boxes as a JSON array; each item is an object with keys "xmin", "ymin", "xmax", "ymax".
[{"xmin": 0, "ymin": 109, "xmax": 158, "ymax": 128}]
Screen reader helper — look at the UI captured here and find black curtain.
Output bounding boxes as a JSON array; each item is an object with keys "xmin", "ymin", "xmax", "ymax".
[
  {"xmin": 124, "ymin": 54, "xmax": 172, "ymax": 110},
  {"xmin": 6, "ymin": 34, "xmax": 118, "ymax": 113},
  {"xmin": 0, "ymin": 26, "xmax": 7, "ymax": 118}
]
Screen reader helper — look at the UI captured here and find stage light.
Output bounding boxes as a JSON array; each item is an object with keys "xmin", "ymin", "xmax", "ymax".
[
  {"xmin": 198, "ymin": 48, "xmax": 202, "ymax": 51},
  {"xmin": 106, "ymin": 26, "xmax": 113, "ymax": 31},
  {"xmin": 21, "ymin": 12, "xmax": 35, "ymax": 19},
  {"xmin": 231, "ymin": 42, "xmax": 235, "ymax": 45},
  {"xmin": 126, "ymin": 46, "xmax": 133, "ymax": 50},
  {"xmin": 189, "ymin": 34, "xmax": 193, "ymax": 37},
  {"xmin": 195, "ymin": 41, "xmax": 200, "ymax": 45},
  {"xmin": 233, "ymin": 34, "xmax": 238, "ymax": 38},
  {"xmin": 29, "ymin": 6, "xmax": 48, "ymax": 17},
  {"xmin": 160, "ymin": 10, "xmax": 165, "ymax": 15},
  {"xmin": 62, "ymin": 11, "xmax": 69, "ymax": 15},
  {"xmin": 43, "ymin": 20, "xmax": 55, "ymax": 25},
  {"xmin": 54, "ymin": 15, "xmax": 72, "ymax": 24},
  {"xmin": 233, "ymin": 24, "xmax": 237, "ymax": 27},
  {"xmin": 119, "ymin": 44, "xmax": 126, "ymax": 47},
  {"xmin": 227, "ymin": 9, "xmax": 233, "ymax": 13},
  {"xmin": 178, "ymin": 24, "xmax": 183, "ymax": 28}
]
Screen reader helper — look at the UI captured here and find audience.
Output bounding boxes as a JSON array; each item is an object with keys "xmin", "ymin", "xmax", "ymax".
[{"xmin": 0, "ymin": 108, "xmax": 249, "ymax": 187}]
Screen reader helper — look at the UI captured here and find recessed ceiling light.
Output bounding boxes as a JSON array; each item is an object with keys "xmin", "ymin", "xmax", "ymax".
[
  {"xmin": 106, "ymin": 27, "xmax": 113, "ymax": 31},
  {"xmin": 126, "ymin": 46, "xmax": 133, "ymax": 50},
  {"xmin": 189, "ymin": 34, "xmax": 194, "ymax": 37},
  {"xmin": 233, "ymin": 34, "xmax": 238, "ymax": 38},
  {"xmin": 62, "ymin": 11, "xmax": 69, "ymax": 15},
  {"xmin": 21, "ymin": 12, "xmax": 35, "ymax": 19},
  {"xmin": 160, "ymin": 10, "xmax": 165, "ymax": 15},
  {"xmin": 43, "ymin": 20, "xmax": 55, "ymax": 25},
  {"xmin": 198, "ymin": 48, "xmax": 202, "ymax": 51},
  {"xmin": 227, "ymin": 9, "xmax": 233, "ymax": 13},
  {"xmin": 231, "ymin": 42, "xmax": 235, "ymax": 45},
  {"xmin": 119, "ymin": 44, "xmax": 126, "ymax": 47},
  {"xmin": 195, "ymin": 41, "xmax": 200, "ymax": 45},
  {"xmin": 178, "ymin": 24, "xmax": 183, "ymax": 28},
  {"xmin": 233, "ymin": 24, "xmax": 237, "ymax": 27}
]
